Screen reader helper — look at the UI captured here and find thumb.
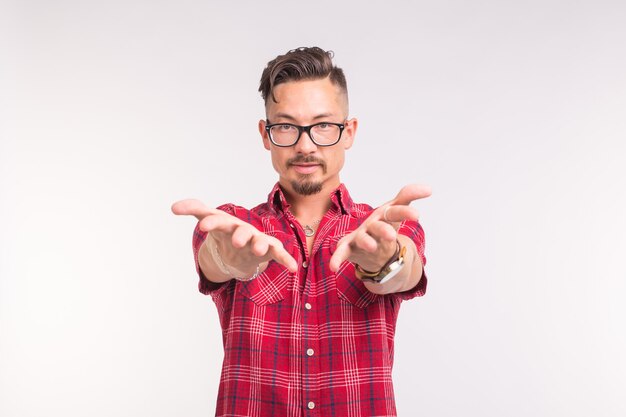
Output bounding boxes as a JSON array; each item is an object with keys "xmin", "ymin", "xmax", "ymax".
[
  {"xmin": 389, "ymin": 184, "xmax": 432, "ymax": 206},
  {"xmin": 171, "ymin": 199, "xmax": 218, "ymax": 221}
]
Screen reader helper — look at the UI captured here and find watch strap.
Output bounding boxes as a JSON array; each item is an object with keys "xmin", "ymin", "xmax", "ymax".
[{"xmin": 355, "ymin": 241, "xmax": 405, "ymax": 283}]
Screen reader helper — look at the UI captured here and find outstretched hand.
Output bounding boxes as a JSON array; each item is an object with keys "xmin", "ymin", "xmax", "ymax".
[
  {"xmin": 329, "ymin": 184, "xmax": 431, "ymax": 273},
  {"xmin": 172, "ymin": 199, "xmax": 298, "ymax": 276}
]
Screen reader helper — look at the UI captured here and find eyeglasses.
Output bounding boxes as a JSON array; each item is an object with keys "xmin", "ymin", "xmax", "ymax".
[{"xmin": 265, "ymin": 121, "xmax": 345, "ymax": 147}]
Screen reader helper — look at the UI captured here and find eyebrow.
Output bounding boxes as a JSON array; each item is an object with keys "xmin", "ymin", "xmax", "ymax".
[{"xmin": 273, "ymin": 112, "xmax": 336, "ymax": 122}]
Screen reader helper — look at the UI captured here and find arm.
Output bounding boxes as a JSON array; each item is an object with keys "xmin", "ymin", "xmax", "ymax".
[
  {"xmin": 197, "ymin": 232, "xmax": 271, "ymax": 283},
  {"xmin": 361, "ymin": 233, "xmax": 423, "ymax": 295},
  {"xmin": 329, "ymin": 184, "xmax": 430, "ymax": 295},
  {"xmin": 173, "ymin": 199, "xmax": 298, "ymax": 283}
]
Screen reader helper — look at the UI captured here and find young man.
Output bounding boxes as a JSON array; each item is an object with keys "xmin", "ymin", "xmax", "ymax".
[{"xmin": 172, "ymin": 47, "xmax": 430, "ymax": 417}]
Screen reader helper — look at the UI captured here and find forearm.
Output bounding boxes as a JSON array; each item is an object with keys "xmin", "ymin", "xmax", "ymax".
[
  {"xmin": 198, "ymin": 233, "xmax": 269, "ymax": 283},
  {"xmin": 198, "ymin": 235, "xmax": 233, "ymax": 283},
  {"xmin": 363, "ymin": 234, "xmax": 423, "ymax": 295}
]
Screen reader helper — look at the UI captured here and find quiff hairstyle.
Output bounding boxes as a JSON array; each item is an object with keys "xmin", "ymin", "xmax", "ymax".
[{"xmin": 259, "ymin": 47, "xmax": 348, "ymax": 105}]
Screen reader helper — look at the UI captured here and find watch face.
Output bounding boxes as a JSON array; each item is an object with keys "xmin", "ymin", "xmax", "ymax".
[
  {"xmin": 376, "ymin": 259, "xmax": 405, "ymax": 284},
  {"xmin": 361, "ymin": 256, "xmax": 406, "ymax": 284}
]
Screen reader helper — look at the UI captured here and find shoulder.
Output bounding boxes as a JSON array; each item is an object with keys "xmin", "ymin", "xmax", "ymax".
[
  {"xmin": 349, "ymin": 201, "xmax": 374, "ymax": 219},
  {"xmin": 216, "ymin": 201, "xmax": 277, "ymax": 223},
  {"xmin": 216, "ymin": 202, "xmax": 248, "ymax": 217}
]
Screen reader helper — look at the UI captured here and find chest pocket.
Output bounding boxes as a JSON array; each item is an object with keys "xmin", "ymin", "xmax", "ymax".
[
  {"xmin": 236, "ymin": 228, "xmax": 297, "ymax": 306},
  {"xmin": 335, "ymin": 262, "xmax": 379, "ymax": 309},
  {"xmin": 237, "ymin": 262, "xmax": 289, "ymax": 306}
]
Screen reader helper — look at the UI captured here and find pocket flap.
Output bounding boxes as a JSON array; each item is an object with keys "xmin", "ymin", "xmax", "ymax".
[
  {"xmin": 237, "ymin": 262, "xmax": 289, "ymax": 306},
  {"xmin": 335, "ymin": 262, "xmax": 379, "ymax": 309}
]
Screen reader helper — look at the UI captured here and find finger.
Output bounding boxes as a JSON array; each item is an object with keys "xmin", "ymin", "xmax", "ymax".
[
  {"xmin": 171, "ymin": 199, "xmax": 220, "ymax": 221},
  {"xmin": 266, "ymin": 238, "xmax": 298, "ymax": 272},
  {"xmin": 380, "ymin": 205, "xmax": 420, "ymax": 223},
  {"xmin": 329, "ymin": 239, "xmax": 352, "ymax": 272},
  {"xmin": 198, "ymin": 213, "xmax": 241, "ymax": 234},
  {"xmin": 354, "ymin": 230, "xmax": 378, "ymax": 253},
  {"xmin": 231, "ymin": 225, "xmax": 255, "ymax": 249},
  {"xmin": 366, "ymin": 221, "xmax": 397, "ymax": 242},
  {"xmin": 388, "ymin": 184, "xmax": 432, "ymax": 207},
  {"xmin": 250, "ymin": 233, "xmax": 270, "ymax": 257}
]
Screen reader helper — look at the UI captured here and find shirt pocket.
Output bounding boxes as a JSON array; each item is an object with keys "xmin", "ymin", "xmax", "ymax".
[
  {"xmin": 334, "ymin": 262, "xmax": 379, "ymax": 309},
  {"xmin": 237, "ymin": 262, "xmax": 289, "ymax": 306}
]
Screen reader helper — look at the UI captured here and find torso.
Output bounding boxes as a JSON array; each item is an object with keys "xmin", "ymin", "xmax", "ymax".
[
  {"xmin": 305, "ymin": 234, "xmax": 314, "ymax": 257},
  {"xmin": 194, "ymin": 183, "xmax": 427, "ymax": 417}
]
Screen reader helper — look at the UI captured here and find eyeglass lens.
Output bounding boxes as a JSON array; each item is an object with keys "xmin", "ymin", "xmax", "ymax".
[{"xmin": 269, "ymin": 124, "xmax": 341, "ymax": 146}]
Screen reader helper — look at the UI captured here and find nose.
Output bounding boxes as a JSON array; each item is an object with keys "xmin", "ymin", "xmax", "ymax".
[{"xmin": 294, "ymin": 129, "xmax": 317, "ymax": 154}]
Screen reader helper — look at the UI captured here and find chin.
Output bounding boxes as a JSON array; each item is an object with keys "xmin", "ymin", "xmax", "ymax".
[{"xmin": 291, "ymin": 180, "xmax": 323, "ymax": 196}]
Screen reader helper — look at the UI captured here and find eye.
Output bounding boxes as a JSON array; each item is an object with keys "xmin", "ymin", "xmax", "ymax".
[
  {"xmin": 277, "ymin": 124, "xmax": 296, "ymax": 131},
  {"xmin": 316, "ymin": 123, "xmax": 331, "ymax": 130}
]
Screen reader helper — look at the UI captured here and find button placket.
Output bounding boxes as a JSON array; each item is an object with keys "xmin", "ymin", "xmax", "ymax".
[
  {"xmin": 302, "ymin": 280, "xmax": 320, "ymax": 414},
  {"xmin": 288, "ymin": 210, "xmax": 328, "ymax": 415}
]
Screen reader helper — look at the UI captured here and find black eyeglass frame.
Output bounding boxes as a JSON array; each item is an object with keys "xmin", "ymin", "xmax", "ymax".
[{"xmin": 265, "ymin": 121, "xmax": 346, "ymax": 147}]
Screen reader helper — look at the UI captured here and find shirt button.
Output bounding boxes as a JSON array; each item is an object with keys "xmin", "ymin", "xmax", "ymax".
[
  {"xmin": 305, "ymin": 303, "xmax": 312, "ymax": 310},
  {"xmin": 306, "ymin": 348, "xmax": 314, "ymax": 356},
  {"xmin": 290, "ymin": 223, "xmax": 295, "ymax": 228},
  {"xmin": 308, "ymin": 401, "xmax": 315, "ymax": 410},
  {"xmin": 302, "ymin": 261, "xmax": 308, "ymax": 268}
]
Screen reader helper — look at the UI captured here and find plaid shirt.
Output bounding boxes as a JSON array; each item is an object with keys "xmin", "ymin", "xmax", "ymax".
[{"xmin": 192, "ymin": 183, "xmax": 427, "ymax": 417}]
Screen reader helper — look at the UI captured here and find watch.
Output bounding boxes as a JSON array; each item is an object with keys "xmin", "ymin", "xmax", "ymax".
[{"xmin": 355, "ymin": 241, "xmax": 407, "ymax": 284}]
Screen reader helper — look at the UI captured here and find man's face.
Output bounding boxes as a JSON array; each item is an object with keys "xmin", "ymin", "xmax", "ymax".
[{"xmin": 258, "ymin": 77, "xmax": 357, "ymax": 197}]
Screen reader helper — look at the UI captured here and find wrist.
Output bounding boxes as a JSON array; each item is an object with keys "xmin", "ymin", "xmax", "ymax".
[
  {"xmin": 355, "ymin": 242, "xmax": 398, "ymax": 273},
  {"xmin": 198, "ymin": 237, "xmax": 231, "ymax": 284},
  {"xmin": 354, "ymin": 240, "xmax": 407, "ymax": 284},
  {"xmin": 205, "ymin": 234, "xmax": 264, "ymax": 281}
]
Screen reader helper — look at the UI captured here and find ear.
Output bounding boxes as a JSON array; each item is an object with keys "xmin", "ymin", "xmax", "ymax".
[
  {"xmin": 259, "ymin": 119, "xmax": 271, "ymax": 150},
  {"xmin": 341, "ymin": 117, "xmax": 358, "ymax": 150}
]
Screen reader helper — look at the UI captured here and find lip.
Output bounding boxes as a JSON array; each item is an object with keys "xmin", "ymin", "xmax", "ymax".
[{"xmin": 292, "ymin": 163, "xmax": 320, "ymax": 174}]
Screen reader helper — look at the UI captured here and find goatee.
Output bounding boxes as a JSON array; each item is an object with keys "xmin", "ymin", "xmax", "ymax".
[
  {"xmin": 287, "ymin": 155, "xmax": 326, "ymax": 196},
  {"xmin": 291, "ymin": 180, "xmax": 323, "ymax": 196}
]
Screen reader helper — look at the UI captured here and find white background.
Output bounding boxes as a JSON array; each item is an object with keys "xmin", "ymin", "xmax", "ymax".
[{"xmin": 1, "ymin": 0, "xmax": 625, "ymax": 416}]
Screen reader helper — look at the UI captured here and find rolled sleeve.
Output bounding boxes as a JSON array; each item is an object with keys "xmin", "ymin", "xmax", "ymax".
[{"xmin": 394, "ymin": 219, "xmax": 428, "ymax": 301}]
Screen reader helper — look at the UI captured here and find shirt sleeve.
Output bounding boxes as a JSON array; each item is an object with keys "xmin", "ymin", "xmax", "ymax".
[{"xmin": 393, "ymin": 219, "xmax": 428, "ymax": 301}]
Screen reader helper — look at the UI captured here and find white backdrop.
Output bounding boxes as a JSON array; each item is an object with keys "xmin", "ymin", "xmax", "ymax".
[{"xmin": 1, "ymin": 1, "xmax": 625, "ymax": 416}]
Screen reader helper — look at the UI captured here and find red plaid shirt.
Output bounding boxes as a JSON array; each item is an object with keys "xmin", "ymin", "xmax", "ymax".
[{"xmin": 192, "ymin": 183, "xmax": 427, "ymax": 417}]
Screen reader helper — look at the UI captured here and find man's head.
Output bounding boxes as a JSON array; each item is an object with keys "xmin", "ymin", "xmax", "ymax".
[
  {"xmin": 259, "ymin": 47, "xmax": 349, "ymax": 113},
  {"xmin": 258, "ymin": 47, "xmax": 357, "ymax": 198}
]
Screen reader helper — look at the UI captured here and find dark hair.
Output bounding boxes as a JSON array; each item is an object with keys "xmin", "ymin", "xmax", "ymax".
[{"xmin": 259, "ymin": 47, "xmax": 348, "ymax": 104}]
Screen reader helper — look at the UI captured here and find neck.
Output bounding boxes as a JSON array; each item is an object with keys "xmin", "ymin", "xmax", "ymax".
[{"xmin": 280, "ymin": 180, "xmax": 339, "ymax": 224}]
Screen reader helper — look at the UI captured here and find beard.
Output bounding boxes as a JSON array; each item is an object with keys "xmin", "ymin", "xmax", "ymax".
[
  {"xmin": 291, "ymin": 178, "xmax": 323, "ymax": 196},
  {"xmin": 287, "ymin": 155, "xmax": 327, "ymax": 196}
]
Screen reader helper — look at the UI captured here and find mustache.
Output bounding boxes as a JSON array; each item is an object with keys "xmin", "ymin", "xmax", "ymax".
[{"xmin": 287, "ymin": 155, "xmax": 326, "ymax": 168}]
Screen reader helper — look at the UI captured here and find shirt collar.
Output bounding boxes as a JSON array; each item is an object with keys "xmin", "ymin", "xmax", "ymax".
[{"xmin": 268, "ymin": 182, "xmax": 354, "ymax": 216}]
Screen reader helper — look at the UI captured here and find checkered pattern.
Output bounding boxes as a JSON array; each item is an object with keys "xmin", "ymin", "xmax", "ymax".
[{"xmin": 192, "ymin": 184, "xmax": 427, "ymax": 417}]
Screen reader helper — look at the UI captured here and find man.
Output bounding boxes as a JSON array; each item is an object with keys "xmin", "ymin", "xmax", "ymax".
[{"xmin": 172, "ymin": 47, "xmax": 430, "ymax": 417}]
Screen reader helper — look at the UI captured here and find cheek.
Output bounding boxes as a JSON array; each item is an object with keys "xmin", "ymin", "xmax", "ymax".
[
  {"xmin": 270, "ymin": 149, "xmax": 288, "ymax": 171},
  {"xmin": 327, "ymin": 150, "xmax": 345, "ymax": 171}
]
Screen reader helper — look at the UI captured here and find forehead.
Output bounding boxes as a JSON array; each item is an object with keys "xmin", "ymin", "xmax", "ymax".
[{"xmin": 266, "ymin": 78, "xmax": 347, "ymax": 121}]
